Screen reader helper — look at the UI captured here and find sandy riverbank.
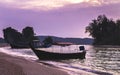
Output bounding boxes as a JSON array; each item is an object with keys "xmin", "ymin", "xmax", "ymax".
[{"xmin": 0, "ymin": 52, "xmax": 69, "ymax": 75}]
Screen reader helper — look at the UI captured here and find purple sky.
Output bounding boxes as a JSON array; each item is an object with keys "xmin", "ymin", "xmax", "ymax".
[{"xmin": 0, "ymin": 0, "xmax": 120, "ymax": 38}]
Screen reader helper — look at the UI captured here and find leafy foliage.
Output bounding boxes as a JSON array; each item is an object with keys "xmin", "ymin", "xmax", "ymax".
[
  {"xmin": 3, "ymin": 26, "xmax": 37, "ymax": 45},
  {"xmin": 22, "ymin": 26, "xmax": 35, "ymax": 42},
  {"xmin": 43, "ymin": 36, "xmax": 53, "ymax": 45},
  {"xmin": 3, "ymin": 27, "xmax": 22, "ymax": 43},
  {"xmin": 86, "ymin": 15, "xmax": 120, "ymax": 45}
]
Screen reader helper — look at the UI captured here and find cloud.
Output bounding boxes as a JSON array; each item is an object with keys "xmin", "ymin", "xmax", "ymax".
[
  {"xmin": 0, "ymin": 0, "xmax": 120, "ymax": 10},
  {"xmin": 0, "ymin": 0, "xmax": 83, "ymax": 10},
  {"xmin": 0, "ymin": 1, "xmax": 120, "ymax": 37}
]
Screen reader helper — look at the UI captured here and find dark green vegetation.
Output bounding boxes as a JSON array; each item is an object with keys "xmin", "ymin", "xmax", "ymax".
[
  {"xmin": 3, "ymin": 26, "xmax": 37, "ymax": 48},
  {"xmin": 43, "ymin": 36, "xmax": 53, "ymax": 45},
  {"xmin": 86, "ymin": 15, "xmax": 120, "ymax": 45}
]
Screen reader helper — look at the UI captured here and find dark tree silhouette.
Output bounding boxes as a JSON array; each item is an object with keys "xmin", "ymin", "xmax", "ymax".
[
  {"xmin": 22, "ymin": 26, "xmax": 34, "ymax": 41},
  {"xmin": 43, "ymin": 36, "xmax": 53, "ymax": 45},
  {"xmin": 86, "ymin": 15, "xmax": 120, "ymax": 45},
  {"xmin": 3, "ymin": 27, "xmax": 22, "ymax": 43},
  {"xmin": 3, "ymin": 26, "xmax": 38, "ymax": 48}
]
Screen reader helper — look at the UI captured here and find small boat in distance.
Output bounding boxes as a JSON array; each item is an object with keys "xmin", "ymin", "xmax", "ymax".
[
  {"xmin": 29, "ymin": 41, "xmax": 86, "ymax": 60},
  {"xmin": 53, "ymin": 42, "xmax": 74, "ymax": 46}
]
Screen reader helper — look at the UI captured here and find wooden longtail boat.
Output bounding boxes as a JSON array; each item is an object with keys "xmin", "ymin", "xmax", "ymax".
[{"xmin": 30, "ymin": 42, "xmax": 86, "ymax": 60}]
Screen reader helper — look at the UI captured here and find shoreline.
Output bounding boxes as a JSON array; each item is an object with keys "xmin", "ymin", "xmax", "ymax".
[{"xmin": 0, "ymin": 52, "xmax": 69, "ymax": 75}]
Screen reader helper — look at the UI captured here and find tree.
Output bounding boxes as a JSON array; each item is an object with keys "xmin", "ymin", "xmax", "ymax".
[
  {"xmin": 3, "ymin": 26, "xmax": 38, "ymax": 48},
  {"xmin": 85, "ymin": 15, "xmax": 120, "ymax": 45},
  {"xmin": 43, "ymin": 36, "xmax": 53, "ymax": 45},
  {"xmin": 115, "ymin": 20, "xmax": 120, "ymax": 44},
  {"xmin": 22, "ymin": 26, "xmax": 35, "ymax": 42},
  {"xmin": 3, "ymin": 27, "xmax": 22, "ymax": 43}
]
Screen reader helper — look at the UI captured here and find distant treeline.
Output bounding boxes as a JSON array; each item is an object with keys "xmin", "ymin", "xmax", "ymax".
[
  {"xmin": 86, "ymin": 15, "xmax": 120, "ymax": 45},
  {"xmin": 37, "ymin": 36, "xmax": 93, "ymax": 45}
]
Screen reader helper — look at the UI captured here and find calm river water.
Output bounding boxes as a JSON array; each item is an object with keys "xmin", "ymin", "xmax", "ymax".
[{"xmin": 0, "ymin": 45, "xmax": 120, "ymax": 75}]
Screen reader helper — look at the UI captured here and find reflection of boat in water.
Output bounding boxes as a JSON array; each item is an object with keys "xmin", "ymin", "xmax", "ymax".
[{"xmin": 30, "ymin": 41, "xmax": 86, "ymax": 60}]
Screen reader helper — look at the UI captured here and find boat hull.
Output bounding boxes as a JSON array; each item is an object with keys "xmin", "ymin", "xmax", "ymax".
[
  {"xmin": 34, "ymin": 50, "xmax": 86, "ymax": 60},
  {"xmin": 30, "ymin": 44, "xmax": 86, "ymax": 60},
  {"xmin": 10, "ymin": 44, "xmax": 29, "ymax": 49}
]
